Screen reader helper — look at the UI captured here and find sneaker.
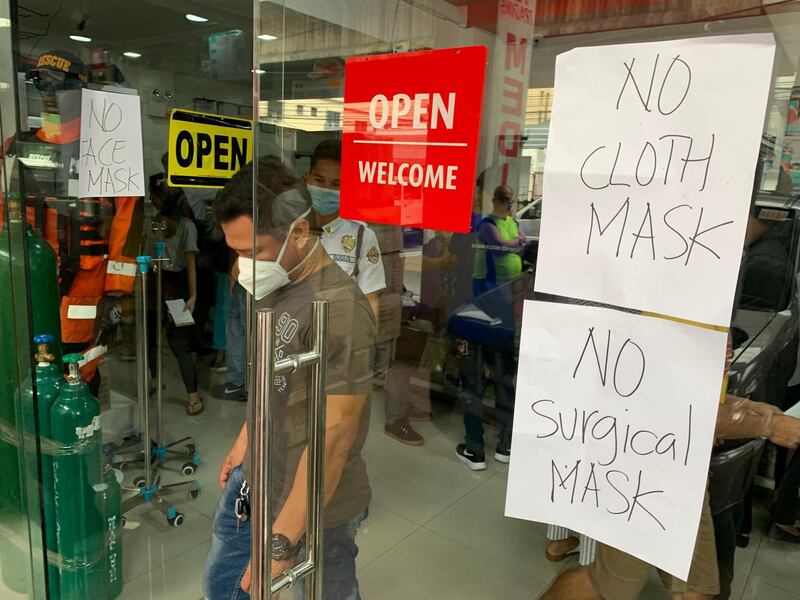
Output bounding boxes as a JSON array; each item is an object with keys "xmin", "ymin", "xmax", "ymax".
[
  {"xmin": 384, "ymin": 419, "xmax": 424, "ymax": 446},
  {"xmin": 456, "ymin": 444, "xmax": 486, "ymax": 471},
  {"xmin": 212, "ymin": 383, "xmax": 247, "ymax": 401},
  {"xmin": 494, "ymin": 447, "xmax": 511, "ymax": 464},
  {"xmin": 209, "ymin": 358, "xmax": 228, "ymax": 373},
  {"xmin": 407, "ymin": 406, "xmax": 432, "ymax": 422}
]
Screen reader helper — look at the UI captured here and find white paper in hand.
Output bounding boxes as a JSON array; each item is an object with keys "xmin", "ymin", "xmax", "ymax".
[{"xmin": 165, "ymin": 299, "xmax": 195, "ymax": 327}]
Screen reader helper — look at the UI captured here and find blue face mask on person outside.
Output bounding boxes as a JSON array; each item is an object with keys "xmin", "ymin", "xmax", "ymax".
[{"xmin": 308, "ymin": 184, "xmax": 340, "ymax": 216}]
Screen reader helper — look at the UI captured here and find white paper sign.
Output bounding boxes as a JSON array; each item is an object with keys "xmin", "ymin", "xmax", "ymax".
[
  {"xmin": 505, "ymin": 300, "xmax": 727, "ymax": 579},
  {"xmin": 534, "ymin": 34, "xmax": 775, "ymax": 326},
  {"xmin": 79, "ymin": 89, "xmax": 144, "ymax": 198}
]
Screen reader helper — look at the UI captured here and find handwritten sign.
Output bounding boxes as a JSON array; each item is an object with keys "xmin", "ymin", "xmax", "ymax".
[
  {"xmin": 505, "ymin": 300, "xmax": 727, "ymax": 579},
  {"xmin": 533, "ymin": 34, "xmax": 775, "ymax": 326},
  {"xmin": 79, "ymin": 89, "xmax": 144, "ymax": 198}
]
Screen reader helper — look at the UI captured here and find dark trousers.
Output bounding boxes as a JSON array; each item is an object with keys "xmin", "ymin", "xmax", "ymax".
[
  {"xmin": 713, "ymin": 502, "xmax": 746, "ymax": 600},
  {"xmin": 147, "ymin": 270, "xmax": 198, "ymax": 395},
  {"xmin": 774, "ymin": 449, "xmax": 800, "ymax": 526},
  {"xmin": 459, "ymin": 344, "xmax": 516, "ymax": 451}
]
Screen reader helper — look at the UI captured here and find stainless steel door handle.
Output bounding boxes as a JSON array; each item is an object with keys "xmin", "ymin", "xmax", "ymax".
[
  {"xmin": 251, "ymin": 300, "xmax": 329, "ymax": 599},
  {"xmin": 250, "ymin": 308, "xmax": 275, "ymax": 600}
]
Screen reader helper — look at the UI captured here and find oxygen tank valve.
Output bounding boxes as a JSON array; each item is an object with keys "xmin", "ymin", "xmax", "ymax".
[
  {"xmin": 34, "ymin": 334, "xmax": 55, "ymax": 364},
  {"xmin": 136, "ymin": 255, "xmax": 152, "ymax": 274},
  {"xmin": 63, "ymin": 353, "xmax": 83, "ymax": 385}
]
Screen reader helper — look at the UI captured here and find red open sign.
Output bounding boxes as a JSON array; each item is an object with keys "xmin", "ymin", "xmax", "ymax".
[{"xmin": 340, "ymin": 46, "xmax": 487, "ymax": 233}]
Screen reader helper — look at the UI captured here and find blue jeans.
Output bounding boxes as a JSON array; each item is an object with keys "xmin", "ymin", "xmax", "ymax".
[
  {"xmin": 225, "ymin": 284, "xmax": 247, "ymax": 388},
  {"xmin": 472, "ymin": 278, "xmax": 497, "ymax": 298},
  {"xmin": 459, "ymin": 344, "xmax": 516, "ymax": 452},
  {"xmin": 213, "ymin": 273, "xmax": 231, "ymax": 351},
  {"xmin": 203, "ymin": 467, "xmax": 366, "ymax": 600}
]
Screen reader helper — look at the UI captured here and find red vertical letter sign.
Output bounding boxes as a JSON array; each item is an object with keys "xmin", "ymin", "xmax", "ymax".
[{"xmin": 341, "ymin": 46, "xmax": 487, "ymax": 233}]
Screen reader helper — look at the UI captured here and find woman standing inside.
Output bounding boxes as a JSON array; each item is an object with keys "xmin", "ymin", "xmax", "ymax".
[{"xmin": 149, "ymin": 176, "xmax": 204, "ymax": 415}]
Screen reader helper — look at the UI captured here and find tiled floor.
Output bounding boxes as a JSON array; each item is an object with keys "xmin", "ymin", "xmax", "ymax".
[{"xmin": 52, "ymin": 351, "xmax": 800, "ymax": 599}]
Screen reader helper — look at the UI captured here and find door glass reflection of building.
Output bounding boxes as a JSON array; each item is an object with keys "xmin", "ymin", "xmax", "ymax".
[{"xmin": 1, "ymin": 1, "xmax": 800, "ymax": 599}]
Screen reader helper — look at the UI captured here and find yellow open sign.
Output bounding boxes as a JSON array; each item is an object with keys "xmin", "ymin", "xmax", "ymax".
[{"xmin": 167, "ymin": 109, "xmax": 253, "ymax": 188}]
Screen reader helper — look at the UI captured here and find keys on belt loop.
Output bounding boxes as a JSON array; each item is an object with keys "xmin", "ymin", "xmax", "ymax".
[{"xmin": 235, "ymin": 479, "xmax": 251, "ymax": 523}]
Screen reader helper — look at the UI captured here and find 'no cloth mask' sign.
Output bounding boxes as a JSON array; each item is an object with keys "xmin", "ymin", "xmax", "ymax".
[
  {"xmin": 533, "ymin": 34, "xmax": 775, "ymax": 326},
  {"xmin": 340, "ymin": 46, "xmax": 487, "ymax": 233}
]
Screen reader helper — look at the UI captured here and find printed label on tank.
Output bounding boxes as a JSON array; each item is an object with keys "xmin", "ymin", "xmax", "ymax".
[{"xmin": 75, "ymin": 415, "xmax": 101, "ymax": 440}]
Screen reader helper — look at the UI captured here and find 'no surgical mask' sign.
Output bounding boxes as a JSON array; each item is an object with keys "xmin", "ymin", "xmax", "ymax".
[
  {"xmin": 505, "ymin": 300, "xmax": 727, "ymax": 580},
  {"xmin": 533, "ymin": 34, "xmax": 775, "ymax": 326}
]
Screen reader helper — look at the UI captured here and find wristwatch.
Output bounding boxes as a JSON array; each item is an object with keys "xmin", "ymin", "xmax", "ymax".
[{"xmin": 271, "ymin": 533, "xmax": 300, "ymax": 562}]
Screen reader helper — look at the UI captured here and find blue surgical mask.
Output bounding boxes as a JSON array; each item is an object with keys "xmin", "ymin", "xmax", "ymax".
[{"xmin": 308, "ymin": 184, "xmax": 340, "ymax": 216}]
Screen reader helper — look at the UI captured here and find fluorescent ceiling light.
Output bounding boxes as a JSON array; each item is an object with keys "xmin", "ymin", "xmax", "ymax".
[
  {"xmin": 69, "ymin": 35, "xmax": 92, "ymax": 43},
  {"xmin": 258, "ymin": 33, "xmax": 277, "ymax": 41},
  {"xmin": 123, "ymin": 51, "xmax": 142, "ymax": 58},
  {"xmin": 185, "ymin": 13, "xmax": 208, "ymax": 23}
]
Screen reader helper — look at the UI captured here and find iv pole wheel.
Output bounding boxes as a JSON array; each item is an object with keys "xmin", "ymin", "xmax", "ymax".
[
  {"xmin": 184, "ymin": 443, "xmax": 196, "ymax": 457},
  {"xmin": 133, "ymin": 476, "xmax": 146, "ymax": 489},
  {"xmin": 181, "ymin": 462, "xmax": 196, "ymax": 476},
  {"xmin": 190, "ymin": 488, "xmax": 201, "ymax": 499},
  {"xmin": 167, "ymin": 513, "xmax": 185, "ymax": 527}
]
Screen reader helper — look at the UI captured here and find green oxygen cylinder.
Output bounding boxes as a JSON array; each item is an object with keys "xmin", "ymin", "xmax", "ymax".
[
  {"xmin": 32, "ymin": 334, "xmax": 63, "ymax": 600},
  {"xmin": 0, "ymin": 220, "xmax": 62, "ymax": 515},
  {"xmin": 27, "ymin": 226, "xmax": 62, "ymax": 361},
  {"xmin": 100, "ymin": 466, "xmax": 123, "ymax": 599},
  {"xmin": 50, "ymin": 354, "xmax": 105, "ymax": 600},
  {"xmin": 0, "ymin": 223, "xmax": 21, "ymax": 515}
]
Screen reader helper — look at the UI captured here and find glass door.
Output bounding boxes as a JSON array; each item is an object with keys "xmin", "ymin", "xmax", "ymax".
[
  {"xmin": 0, "ymin": 0, "xmax": 48, "ymax": 597},
  {"xmin": 4, "ymin": 2, "xmax": 259, "ymax": 599},
  {"xmin": 243, "ymin": 2, "xmax": 800, "ymax": 600},
  {"xmin": 5, "ymin": 2, "xmax": 800, "ymax": 600}
]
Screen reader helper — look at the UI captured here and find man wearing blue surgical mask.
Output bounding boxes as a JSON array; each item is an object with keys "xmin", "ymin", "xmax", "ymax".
[
  {"xmin": 305, "ymin": 139, "xmax": 386, "ymax": 320},
  {"xmin": 204, "ymin": 155, "xmax": 377, "ymax": 600},
  {"xmin": 305, "ymin": 140, "xmax": 426, "ymax": 447}
]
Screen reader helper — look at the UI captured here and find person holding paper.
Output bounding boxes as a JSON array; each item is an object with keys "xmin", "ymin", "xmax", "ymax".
[
  {"xmin": 149, "ymin": 176, "xmax": 203, "ymax": 416},
  {"xmin": 453, "ymin": 185, "xmax": 526, "ymax": 469}
]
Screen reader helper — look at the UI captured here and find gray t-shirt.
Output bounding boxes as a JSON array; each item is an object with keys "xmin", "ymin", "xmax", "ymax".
[
  {"xmin": 163, "ymin": 217, "xmax": 198, "ymax": 272},
  {"xmin": 244, "ymin": 259, "xmax": 376, "ymax": 529}
]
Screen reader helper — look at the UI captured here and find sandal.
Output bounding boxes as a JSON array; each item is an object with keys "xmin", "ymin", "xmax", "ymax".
[
  {"xmin": 186, "ymin": 397, "xmax": 205, "ymax": 416},
  {"xmin": 546, "ymin": 536, "xmax": 580, "ymax": 562}
]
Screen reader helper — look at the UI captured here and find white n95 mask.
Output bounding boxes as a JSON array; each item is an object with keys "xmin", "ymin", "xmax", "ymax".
[{"xmin": 237, "ymin": 209, "xmax": 317, "ymax": 300}]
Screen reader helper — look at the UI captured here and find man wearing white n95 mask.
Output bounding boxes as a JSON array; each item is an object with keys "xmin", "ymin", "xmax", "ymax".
[
  {"xmin": 305, "ymin": 139, "xmax": 385, "ymax": 320},
  {"xmin": 203, "ymin": 155, "xmax": 376, "ymax": 600}
]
